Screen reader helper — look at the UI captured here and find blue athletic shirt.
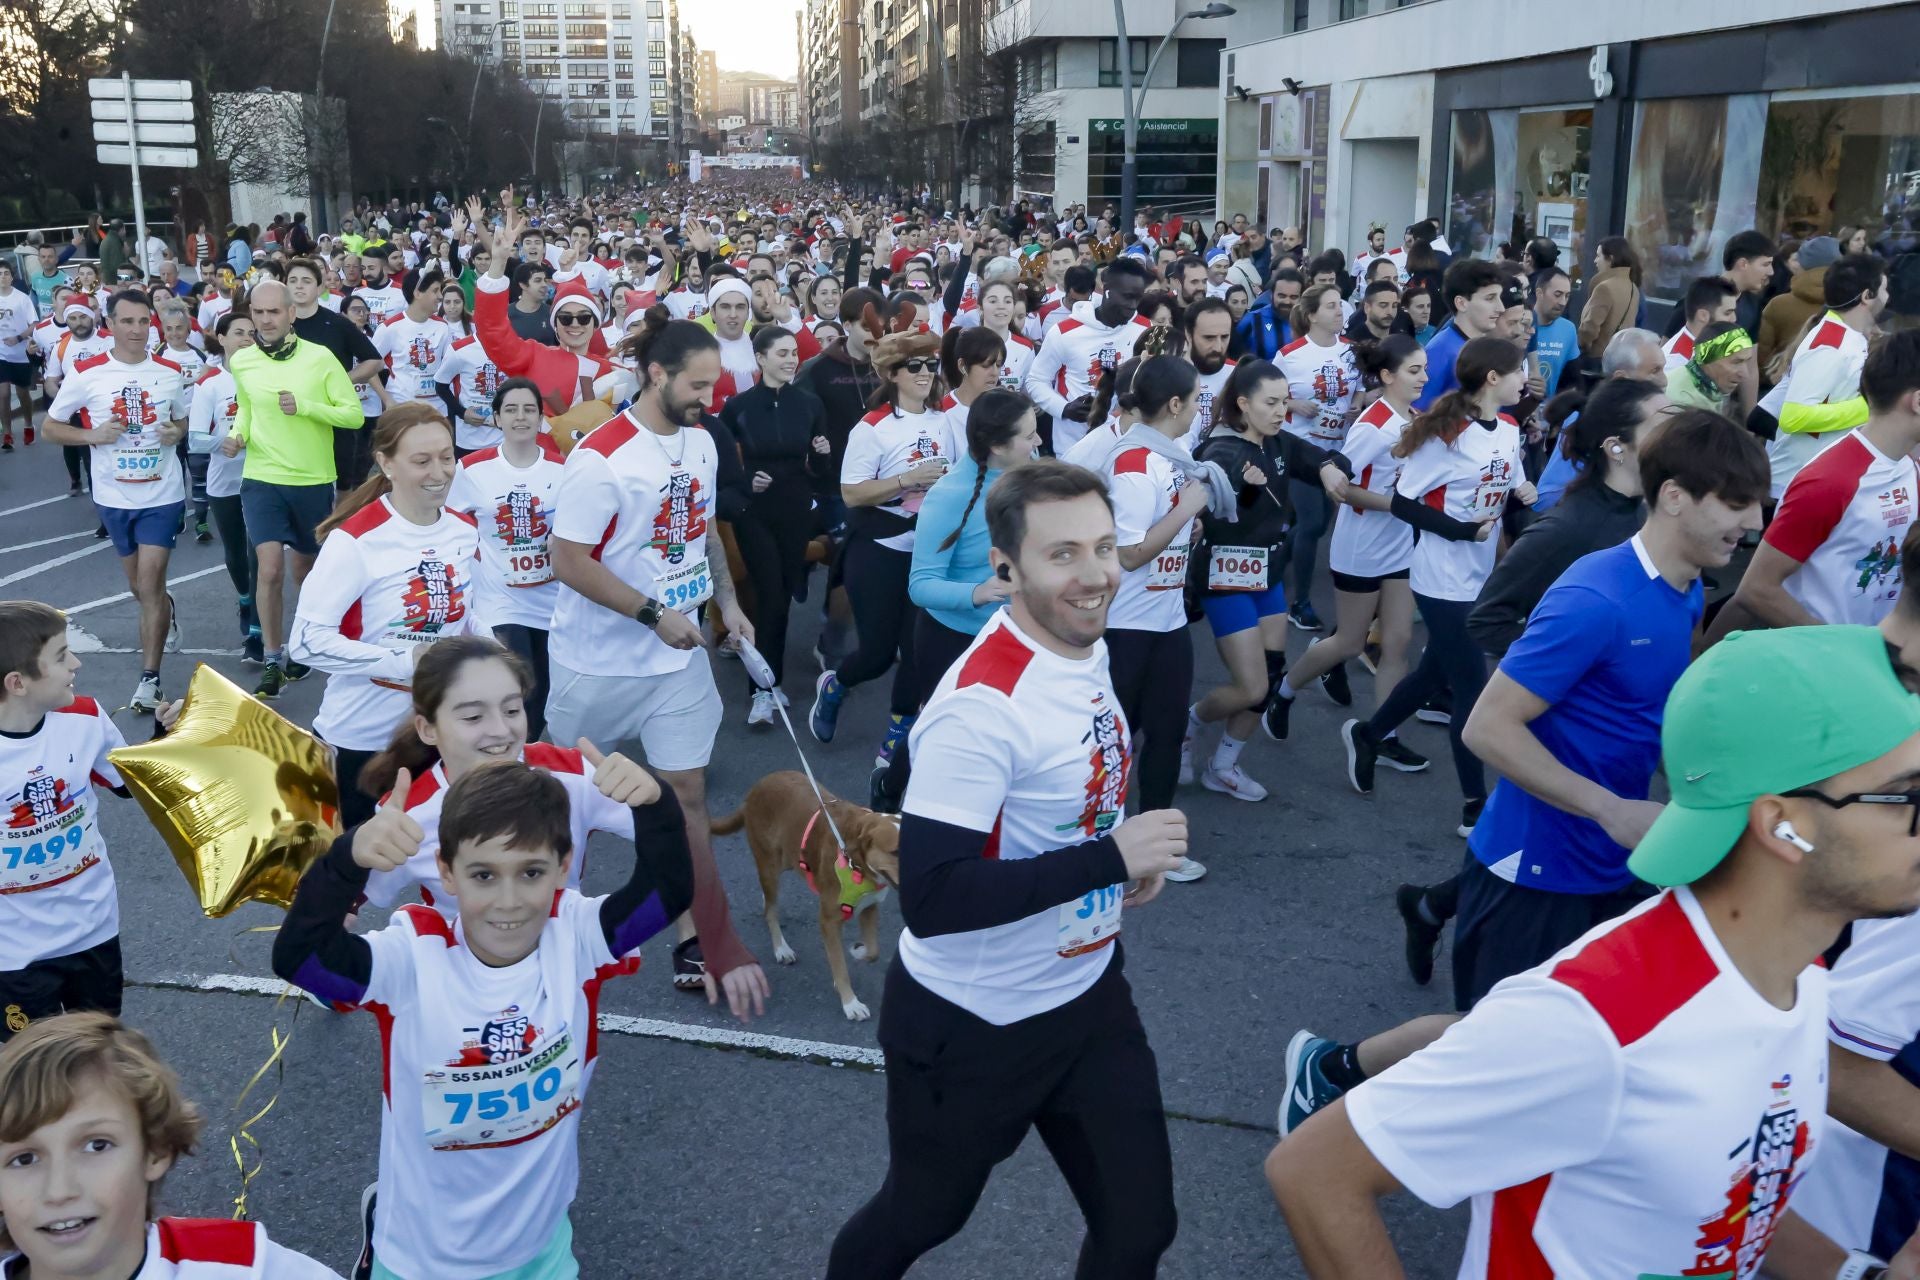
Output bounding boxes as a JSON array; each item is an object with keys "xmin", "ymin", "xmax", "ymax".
[
  {"xmin": 1468, "ymin": 535, "xmax": 1702, "ymax": 894},
  {"xmin": 1533, "ymin": 315, "xmax": 1579, "ymax": 398}
]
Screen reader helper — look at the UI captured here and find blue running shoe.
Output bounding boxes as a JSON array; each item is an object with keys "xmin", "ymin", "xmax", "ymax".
[
  {"xmin": 810, "ymin": 670, "xmax": 844, "ymax": 743},
  {"xmin": 1279, "ymin": 1030, "xmax": 1345, "ymax": 1137}
]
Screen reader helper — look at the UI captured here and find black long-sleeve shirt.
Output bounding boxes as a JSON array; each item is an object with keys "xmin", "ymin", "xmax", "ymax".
[
  {"xmin": 1194, "ymin": 429, "xmax": 1350, "ymax": 551},
  {"xmin": 717, "ymin": 381, "xmax": 831, "ymax": 517},
  {"xmin": 1467, "ymin": 481, "xmax": 1644, "ymax": 658}
]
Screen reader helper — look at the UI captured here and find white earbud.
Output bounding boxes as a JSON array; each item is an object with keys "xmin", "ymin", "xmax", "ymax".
[
  {"xmin": 1772, "ymin": 820, "xmax": 1817, "ymax": 854},
  {"xmin": 1609, "ymin": 444, "xmax": 1624, "ymax": 456}
]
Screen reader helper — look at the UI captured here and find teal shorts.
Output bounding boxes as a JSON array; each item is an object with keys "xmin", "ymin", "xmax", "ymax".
[{"xmin": 373, "ymin": 1214, "xmax": 576, "ymax": 1280}]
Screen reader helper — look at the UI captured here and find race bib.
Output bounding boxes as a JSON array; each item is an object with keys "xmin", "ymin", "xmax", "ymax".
[
  {"xmin": 503, "ymin": 547, "xmax": 553, "ymax": 588},
  {"xmin": 1208, "ymin": 544, "xmax": 1270, "ymax": 592},
  {"xmin": 1057, "ymin": 883, "xmax": 1123, "ymax": 958},
  {"xmin": 421, "ymin": 1026, "xmax": 582, "ymax": 1151},
  {"xmin": 0, "ymin": 815, "xmax": 99, "ymax": 895},
  {"xmin": 654, "ymin": 556, "xmax": 712, "ymax": 613},
  {"xmin": 112, "ymin": 442, "xmax": 167, "ymax": 484},
  {"xmin": 1147, "ymin": 540, "xmax": 1189, "ymax": 591}
]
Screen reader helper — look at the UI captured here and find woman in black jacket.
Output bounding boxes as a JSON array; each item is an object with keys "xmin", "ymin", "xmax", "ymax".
[{"xmin": 718, "ymin": 325, "xmax": 832, "ymax": 723}]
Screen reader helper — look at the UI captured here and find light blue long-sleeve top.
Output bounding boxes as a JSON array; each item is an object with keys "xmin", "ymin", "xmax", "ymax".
[{"xmin": 909, "ymin": 453, "xmax": 1005, "ymax": 636}]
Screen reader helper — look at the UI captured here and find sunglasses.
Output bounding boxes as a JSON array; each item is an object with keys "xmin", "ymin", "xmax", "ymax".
[
  {"xmin": 1781, "ymin": 787, "xmax": 1920, "ymax": 837},
  {"xmin": 555, "ymin": 312, "xmax": 596, "ymax": 327},
  {"xmin": 899, "ymin": 358, "xmax": 936, "ymax": 374}
]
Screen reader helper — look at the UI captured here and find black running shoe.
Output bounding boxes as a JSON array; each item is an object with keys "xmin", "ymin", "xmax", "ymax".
[
  {"xmin": 1395, "ymin": 883, "xmax": 1442, "ymax": 986},
  {"xmin": 241, "ymin": 633, "xmax": 265, "ymax": 665},
  {"xmin": 1340, "ymin": 719, "xmax": 1377, "ymax": 794},
  {"xmin": 1319, "ymin": 661, "xmax": 1352, "ymax": 707},
  {"xmin": 352, "ymin": 1183, "xmax": 377, "ymax": 1280},
  {"xmin": 1261, "ymin": 691, "xmax": 1293, "ymax": 741},
  {"xmin": 870, "ymin": 763, "xmax": 901, "ymax": 815},
  {"xmin": 1376, "ymin": 735, "xmax": 1429, "ymax": 772},
  {"xmin": 1415, "ymin": 688, "xmax": 1452, "ymax": 725},
  {"xmin": 1457, "ymin": 798, "xmax": 1485, "ymax": 838},
  {"xmin": 672, "ymin": 936, "xmax": 706, "ymax": 990},
  {"xmin": 1289, "ymin": 600, "xmax": 1324, "ymax": 632},
  {"xmin": 283, "ymin": 659, "xmax": 312, "ymax": 681}
]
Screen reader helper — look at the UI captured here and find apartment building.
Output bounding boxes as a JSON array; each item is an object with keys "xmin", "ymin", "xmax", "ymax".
[{"xmin": 436, "ymin": 0, "xmax": 667, "ymax": 141}]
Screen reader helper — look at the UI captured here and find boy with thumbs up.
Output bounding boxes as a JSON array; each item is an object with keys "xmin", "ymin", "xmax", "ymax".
[{"xmin": 271, "ymin": 752, "xmax": 692, "ymax": 1280}]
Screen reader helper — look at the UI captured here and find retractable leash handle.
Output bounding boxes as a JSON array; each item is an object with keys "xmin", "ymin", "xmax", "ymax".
[{"xmin": 734, "ymin": 638, "xmax": 850, "ymax": 854}]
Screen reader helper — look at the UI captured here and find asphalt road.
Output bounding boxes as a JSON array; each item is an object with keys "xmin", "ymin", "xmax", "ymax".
[{"xmin": 4, "ymin": 434, "xmax": 1471, "ymax": 1277}]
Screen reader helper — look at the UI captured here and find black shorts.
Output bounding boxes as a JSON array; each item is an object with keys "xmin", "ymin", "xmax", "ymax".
[
  {"xmin": 1, "ymin": 935, "xmax": 123, "ymax": 1042},
  {"xmin": 0, "ymin": 360, "xmax": 29, "ymax": 388},
  {"xmin": 1329, "ymin": 566, "xmax": 1410, "ymax": 594},
  {"xmin": 240, "ymin": 478, "xmax": 336, "ymax": 557},
  {"xmin": 1449, "ymin": 850, "xmax": 1652, "ymax": 1012}
]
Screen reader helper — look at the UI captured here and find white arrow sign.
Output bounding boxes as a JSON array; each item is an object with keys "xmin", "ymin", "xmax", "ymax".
[
  {"xmin": 96, "ymin": 143, "xmax": 200, "ymax": 168},
  {"xmin": 90, "ymin": 99, "xmax": 195, "ymax": 123},
  {"xmin": 92, "ymin": 121, "xmax": 197, "ymax": 146},
  {"xmin": 87, "ymin": 77, "xmax": 192, "ymax": 101}
]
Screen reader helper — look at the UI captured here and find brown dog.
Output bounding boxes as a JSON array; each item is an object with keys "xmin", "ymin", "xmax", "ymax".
[{"xmin": 711, "ymin": 771, "xmax": 902, "ymax": 1020}]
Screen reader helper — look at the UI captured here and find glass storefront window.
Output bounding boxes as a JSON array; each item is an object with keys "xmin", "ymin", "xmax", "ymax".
[
  {"xmin": 1088, "ymin": 118, "xmax": 1220, "ymax": 218},
  {"xmin": 1445, "ymin": 107, "xmax": 1592, "ymax": 282},
  {"xmin": 1759, "ymin": 89, "xmax": 1920, "ymax": 254},
  {"xmin": 1623, "ymin": 94, "xmax": 1767, "ymax": 304}
]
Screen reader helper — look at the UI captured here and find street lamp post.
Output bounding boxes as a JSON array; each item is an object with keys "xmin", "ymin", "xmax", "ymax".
[{"xmin": 1114, "ymin": 0, "xmax": 1234, "ymax": 235}]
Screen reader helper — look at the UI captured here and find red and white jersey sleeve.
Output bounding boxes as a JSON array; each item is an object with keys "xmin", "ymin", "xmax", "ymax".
[
  {"xmin": 1662, "ymin": 326, "xmax": 1696, "ymax": 375},
  {"xmin": 351, "ymin": 890, "xmax": 632, "ymax": 1280},
  {"xmin": 1104, "ymin": 444, "xmax": 1191, "ymax": 633},
  {"xmin": 361, "ymin": 743, "xmax": 636, "ymax": 910},
  {"xmin": 1279, "ymin": 335, "xmax": 1360, "ymax": 448},
  {"xmin": 1764, "ymin": 315, "xmax": 1871, "ymax": 499},
  {"xmin": 897, "ymin": 611, "xmax": 1132, "ymax": 1024},
  {"xmin": 1329, "ymin": 397, "xmax": 1414, "ymax": 578},
  {"xmin": 189, "ymin": 366, "xmax": 245, "ymax": 499},
  {"xmin": 840, "ymin": 406, "xmax": 957, "ymax": 552},
  {"xmin": 1000, "ymin": 331, "xmax": 1036, "ymax": 391},
  {"xmin": 0, "ymin": 698, "xmax": 127, "ymax": 971},
  {"xmin": 439, "ymin": 335, "xmax": 507, "ymax": 451},
  {"xmin": 373, "ymin": 313, "xmax": 451, "ymax": 405},
  {"xmin": 46, "ymin": 352, "xmax": 189, "ymax": 509},
  {"xmin": 1396, "ymin": 416, "xmax": 1521, "ymax": 601},
  {"xmin": 195, "ymin": 293, "xmax": 233, "ymax": 332},
  {"xmin": 54, "ymin": 332, "xmax": 113, "ymax": 384},
  {"xmin": 448, "ymin": 440, "xmax": 567, "ymax": 629},
  {"xmin": 1763, "ymin": 429, "xmax": 1917, "ymax": 626},
  {"xmin": 1181, "ymin": 359, "xmax": 1236, "ymax": 451},
  {"xmin": 1347, "ymin": 888, "xmax": 1827, "ymax": 1280},
  {"xmin": 548, "ymin": 411, "xmax": 718, "ymax": 680},
  {"xmin": 105, "ymin": 1218, "xmax": 343, "ymax": 1279},
  {"xmin": 290, "ymin": 499, "xmax": 483, "ymax": 751}
]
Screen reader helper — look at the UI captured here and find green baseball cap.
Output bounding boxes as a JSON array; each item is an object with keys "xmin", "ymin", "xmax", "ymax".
[{"xmin": 1629, "ymin": 626, "xmax": 1920, "ymax": 887}]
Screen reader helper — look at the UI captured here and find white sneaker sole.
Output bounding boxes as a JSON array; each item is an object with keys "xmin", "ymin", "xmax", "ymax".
[
  {"xmin": 1164, "ymin": 860, "xmax": 1208, "ymax": 883},
  {"xmin": 1339, "ymin": 719, "xmax": 1371, "ymax": 795},
  {"xmin": 1201, "ymin": 770, "xmax": 1267, "ymax": 802}
]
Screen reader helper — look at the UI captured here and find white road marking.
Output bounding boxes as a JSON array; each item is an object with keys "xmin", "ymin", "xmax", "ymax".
[
  {"xmin": 63, "ymin": 564, "xmax": 226, "ymax": 616},
  {"xmin": 0, "ymin": 529, "xmax": 95, "ymax": 555},
  {"xmin": 136, "ymin": 971, "xmax": 888, "ymax": 1070},
  {"xmin": 0, "ymin": 540, "xmax": 113, "ymax": 586},
  {"xmin": 0, "ymin": 494, "xmax": 74, "ymax": 520}
]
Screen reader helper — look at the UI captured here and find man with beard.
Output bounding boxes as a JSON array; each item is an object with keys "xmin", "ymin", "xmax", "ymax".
[
  {"xmin": 1182, "ymin": 297, "xmax": 1236, "ymax": 448},
  {"xmin": 547, "ymin": 317, "xmax": 771, "ymax": 1022},
  {"xmin": 827, "ymin": 460, "xmax": 1187, "ymax": 1280},
  {"xmin": 1025, "ymin": 256, "xmax": 1152, "ymax": 455},
  {"xmin": 1172, "ymin": 255, "xmax": 1209, "ymax": 308},
  {"xmin": 748, "ymin": 271, "xmax": 821, "ymax": 357},
  {"xmin": 352, "ymin": 246, "xmax": 405, "ymax": 323}
]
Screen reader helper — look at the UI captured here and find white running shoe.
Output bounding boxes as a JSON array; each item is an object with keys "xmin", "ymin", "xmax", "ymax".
[
  {"xmin": 746, "ymin": 689, "xmax": 776, "ymax": 726},
  {"xmin": 130, "ymin": 675, "xmax": 162, "ymax": 714},
  {"xmin": 1164, "ymin": 856, "xmax": 1208, "ymax": 882},
  {"xmin": 1201, "ymin": 763, "xmax": 1268, "ymax": 802},
  {"xmin": 164, "ymin": 592, "xmax": 180, "ymax": 653}
]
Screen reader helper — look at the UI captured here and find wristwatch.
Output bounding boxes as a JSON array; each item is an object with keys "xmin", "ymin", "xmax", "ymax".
[
  {"xmin": 633, "ymin": 597, "xmax": 664, "ymax": 629},
  {"xmin": 1838, "ymin": 1251, "xmax": 1888, "ymax": 1280}
]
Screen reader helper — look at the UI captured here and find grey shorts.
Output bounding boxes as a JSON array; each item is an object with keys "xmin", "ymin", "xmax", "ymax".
[{"xmin": 544, "ymin": 652, "xmax": 722, "ymax": 772}]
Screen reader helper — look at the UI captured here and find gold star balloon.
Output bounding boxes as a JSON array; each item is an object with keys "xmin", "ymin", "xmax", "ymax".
[{"xmin": 109, "ymin": 664, "xmax": 341, "ymax": 917}]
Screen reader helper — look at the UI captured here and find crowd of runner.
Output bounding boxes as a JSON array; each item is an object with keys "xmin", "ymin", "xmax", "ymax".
[{"xmin": 1, "ymin": 176, "xmax": 1920, "ymax": 1278}]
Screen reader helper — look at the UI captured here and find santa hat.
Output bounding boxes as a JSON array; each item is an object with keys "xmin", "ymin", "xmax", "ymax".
[
  {"xmin": 707, "ymin": 278, "xmax": 751, "ymax": 309},
  {"xmin": 548, "ymin": 278, "xmax": 604, "ymax": 329}
]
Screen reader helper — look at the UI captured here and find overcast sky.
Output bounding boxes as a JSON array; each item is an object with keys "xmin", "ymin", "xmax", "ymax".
[{"xmin": 685, "ymin": 1, "xmax": 801, "ymax": 78}]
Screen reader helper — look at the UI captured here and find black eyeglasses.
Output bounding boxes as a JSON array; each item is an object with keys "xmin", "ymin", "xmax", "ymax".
[
  {"xmin": 1781, "ymin": 787, "xmax": 1920, "ymax": 836},
  {"xmin": 554, "ymin": 312, "xmax": 596, "ymax": 327},
  {"xmin": 900, "ymin": 358, "xmax": 936, "ymax": 373}
]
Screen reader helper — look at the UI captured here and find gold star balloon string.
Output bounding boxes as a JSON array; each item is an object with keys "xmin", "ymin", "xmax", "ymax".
[{"xmin": 108, "ymin": 664, "xmax": 341, "ymax": 917}]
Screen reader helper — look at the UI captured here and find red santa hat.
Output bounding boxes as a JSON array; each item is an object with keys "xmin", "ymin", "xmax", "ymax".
[{"xmin": 548, "ymin": 278, "xmax": 604, "ymax": 329}]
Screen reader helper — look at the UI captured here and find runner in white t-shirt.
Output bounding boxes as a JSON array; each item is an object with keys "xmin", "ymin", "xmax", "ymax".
[
  {"xmin": 437, "ymin": 333, "xmax": 506, "ymax": 453},
  {"xmin": 0, "ymin": 260, "xmax": 38, "ymax": 451},
  {"xmin": 1269, "ymin": 624, "xmax": 1920, "ymax": 1280},
  {"xmin": 544, "ymin": 317, "xmax": 768, "ymax": 1018},
  {"xmin": 188, "ymin": 312, "xmax": 264, "ymax": 662},
  {"xmin": 371, "ymin": 271, "xmax": 452, "ymax": 407},
  {"xmin": 1277, "ymin": 285, "xmax": 1363, "ymax": 634},
  {"xmin": 826, "ymin": 460, "xmax": 1187, "ymax": 1280}
]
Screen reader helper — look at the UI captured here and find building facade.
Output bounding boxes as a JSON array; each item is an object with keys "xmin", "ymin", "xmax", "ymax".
[
  {"xmin": 434, "ymin": 0, "xmax": 666, "ymax": 143},
  {"xmin": 804, "ymin": 0, "xmax": 860, "ymax": 159},
  {"xmin": 1217, "ymin": 0, "xmax": 1920, "ymax": 313}
]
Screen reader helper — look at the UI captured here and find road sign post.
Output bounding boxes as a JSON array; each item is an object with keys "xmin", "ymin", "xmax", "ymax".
[{"xmin": 87, "ymin": 74, "xmax": 199, "ymax": 281}]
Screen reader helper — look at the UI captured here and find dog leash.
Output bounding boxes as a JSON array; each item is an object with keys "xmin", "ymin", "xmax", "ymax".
[{"xmin": 734, "ymin": 638, "xmax": 849, "ymax": 854}]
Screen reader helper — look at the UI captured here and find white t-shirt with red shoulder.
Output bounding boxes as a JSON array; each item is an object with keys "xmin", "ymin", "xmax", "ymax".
[
  {"xmin": 350, "ymin": 891, "xmax": 635, "ymax": 1280},
  {"xmin": 1347, "ymin": 888, "xmax": 1828, "ymax": 1280},
  {"xmin": 898, "ymin": 610, "xmax": 1132, "ymax": 1025},
  {"xmin": 448, "ymin": 439, "xmax": 567, "ymax": 630},
  {"xmin": 187, "ymin": 365, "xmax": 245, "ymax": 499},
  {"xmin": 46, "ymin": 351, "xmax": 189, "ymax": 508},
  {"xmin": 549, "ymin": 409, "xmax": 718, "ymax": 680},
  {"xmin": 1181, "ymin": 358, "xmax": 1237, "ymax": 451},
  {"xmin": 0, "ymin": 697, "xmax": 127, "ymax": 971},
  {"xmin": 1329, "ymin": 397, "xmax": 1414, "ymax": 578},
  {"xmin": 1105, "ymin": 442, "xmax": 1193, "ymax": 633},
  {"xmin": 1279, "ymin": 334, "xmax": 1360, "ymax": 449},
  {"xmin": 1396, "ymin": 415, "xmax": 1522, "ymax": 601},
  {"xmin": 999, "ymin": 329, "xmax": 1036, "ymax": 392},
  {"xmin": 373, "ymin": 312, "xmax": 452, "ymax": 405},
  {"xmin": 353, "ymin": 281, "xmax": 406, "ymax": 324},
  {"xmin": 290, "ymin": 499, "xmax": 484, "ymax": 751},
  {"xmin": 361, "ymin": 742, "xmax": 635, "ymax": 909},
  {"xmin": 1662, "ymin": 325, "xmax": 1697, "ymax": 376},
  {"xmin": 663, "ymin": 288, "xmax": 708, "ymax": 321},
  {"xmin": 1762, "ymin": 428, "xmax": 1917, "ymax": 627},
  {"xmin": 0, "ymin": 1219, "xmax": 341, "ymax": 1280},
  {"xmin": 196, "ymin": 292, "xmax": 233, "ymax": 333},
  {"xmin": 439, "ymin": 335, "xmax": 506, "ymax": 451},
  {"xmin": 841, "ymin": 405, "xmax": 957, "ymax": 553}
]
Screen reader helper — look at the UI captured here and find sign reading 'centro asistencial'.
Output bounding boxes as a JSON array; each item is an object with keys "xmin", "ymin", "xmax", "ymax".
[{"xmin": 1088, "ymin": 118, "xmax": 1219, "ymax": 135}]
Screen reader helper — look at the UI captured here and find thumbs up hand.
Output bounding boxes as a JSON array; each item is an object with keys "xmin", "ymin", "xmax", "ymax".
[
  {"xmin": 351, "ymin": 767, "xmax": 426, "ymax": 872},
  {"xmin": 578, "ymin": 738, "xmax": 660, "ymax": 808}
]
